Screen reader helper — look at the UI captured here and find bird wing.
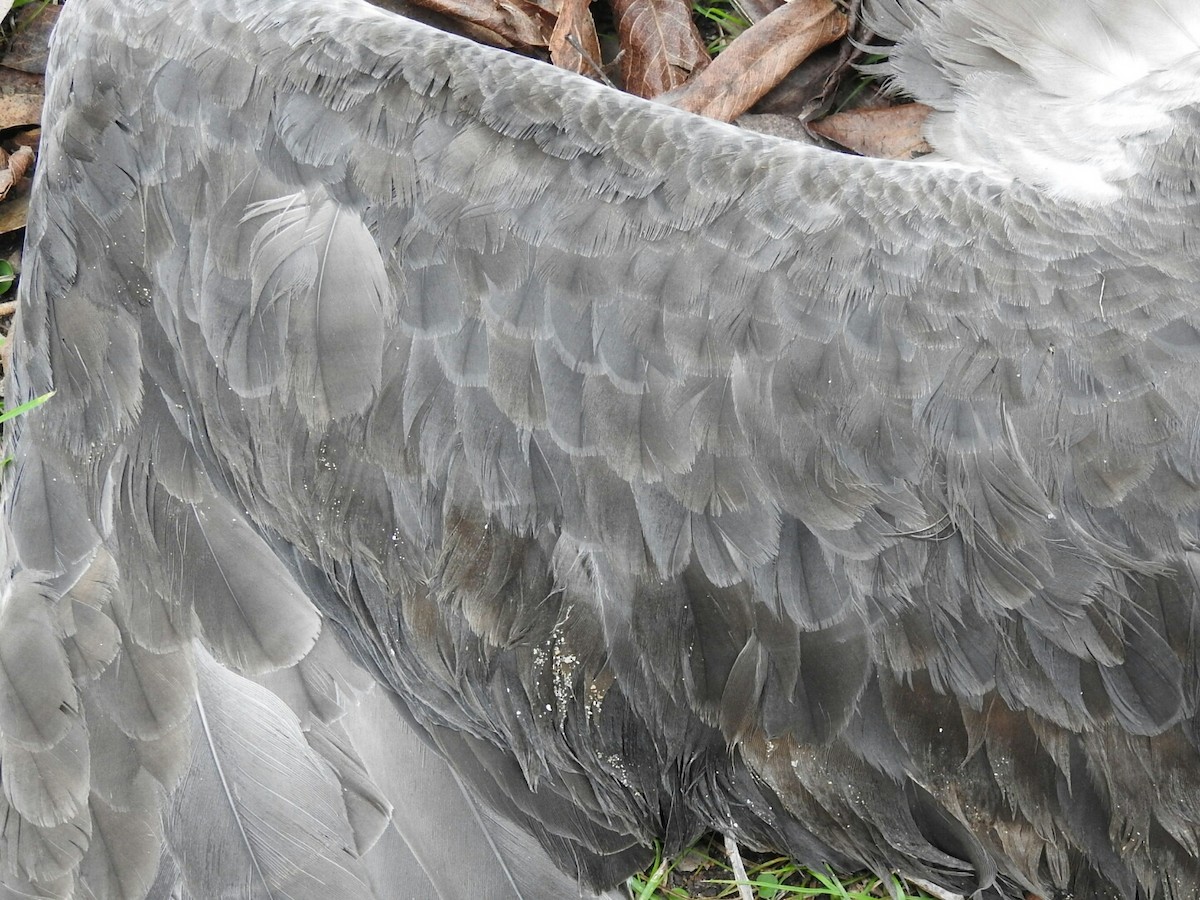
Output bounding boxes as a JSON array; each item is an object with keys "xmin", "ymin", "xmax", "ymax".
[{"xmin": 4, "ymin": 0, "xmax": 1200, "ymax": 897}]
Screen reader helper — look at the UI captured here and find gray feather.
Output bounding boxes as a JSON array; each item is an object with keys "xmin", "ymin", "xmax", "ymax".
[
  {"xmin": 5, "ymin": 0, "xmax": 1200, "ymax": 898},
  {"xmin": 0, "ymin": 576, "xmax": 78, "ymax": 751},
  {"xmin": 166, "ymin": 647, "xmax": 371, "ymax": 899}
]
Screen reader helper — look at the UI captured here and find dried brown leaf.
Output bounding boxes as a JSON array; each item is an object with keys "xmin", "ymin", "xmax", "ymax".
[
  {"xmin": 0, "ymin": 63, "xmax": 39, "ymax": 93},
  {"xmin": 612, "ymin": 0, "xmax": 709, "ymax": 99},
  {"xmin": 672, "ymin": 0, "xmax": 846, "ymax": 122},
  {"xmin": 0, "ymin": 191, "xmax": 28, "ymax": 234},
  {"xmin": 0, "ymin": 144, "xmax": 33, "ymax": 205},
  {"xmin": 549, "ymin": 0, "xmax": 603, "ymax": 77},
  {"xmin": 733, "ymin": 0, "xmax": 782, "ymax": 24},
  {"xmin": 8, "ymin": 126, "xmax": 39, "ymax": 151},
  {"xmin": 0, "ymin": 88, "xmax": 40, "ymax": 130},
  {"xmin": 7, "ymin": 144, "xmax": 31, "ymax": 180},
  {"xmin": 748, "ymin": 44, "xmax": 845, "ymax": 118},
  {"xmin": 735, "ymin": 113, "xmax": 814, "ymax": 144},
  {"xmin": 809, "ymin": 102, "xmax": 933, "ymax": 159},
  {"xmin": 409, "ymin": 0, "xmax": 554, "ymax": 48},
  {"xmin": 753, "ymin": 0, "xmax": 866, "ymax": 121},
  {"xmin": 1, "ymin": 3, "xmax": 59, "ymax": 74},
  {"xmin": 366, "ymin": 0, "xmax": 513, "ymax": 46},
  {"xmin": 0, "ymin": 64, "xmax": 42, "ymax": 132}
]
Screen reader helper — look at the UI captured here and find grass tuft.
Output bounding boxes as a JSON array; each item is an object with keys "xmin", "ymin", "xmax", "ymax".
[
  {"xmin": 691, "ymin": 0, "xmax": 750, "ymax": 55},
  {"xmin": 628, "ymin": 837, "xmax": 941, "ymax": 899}
]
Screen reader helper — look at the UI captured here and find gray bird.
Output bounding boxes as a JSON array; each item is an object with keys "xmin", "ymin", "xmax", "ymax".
[{"xmin": 2, "ymin": 0, "xmax": 1199, "ymax": 898}]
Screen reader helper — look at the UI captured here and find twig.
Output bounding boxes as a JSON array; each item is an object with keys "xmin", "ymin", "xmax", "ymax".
[
  {"xmin": 564, "ymin": 33, "xmax": 617, "ymax": 89},
  {"xmin": 905, "ymin": 875, "xmax": 966, "ymax": 900},
  {"xmin": 723, "ymin": 833, "xmax": 755, "ymax": 900}
]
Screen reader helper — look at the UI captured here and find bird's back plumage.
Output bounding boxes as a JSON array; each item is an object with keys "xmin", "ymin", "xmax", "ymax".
[{"xmin": 3, "ymin": 0, "xmax": 1200, "ymax": 898}]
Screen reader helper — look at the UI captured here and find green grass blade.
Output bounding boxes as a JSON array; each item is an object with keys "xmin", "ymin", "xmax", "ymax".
[{"xmin": 0, "ymin": 390, "xmax": 54, "ymax": 425}]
